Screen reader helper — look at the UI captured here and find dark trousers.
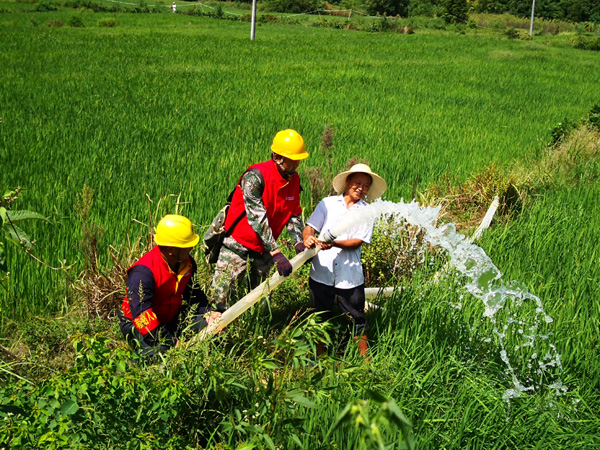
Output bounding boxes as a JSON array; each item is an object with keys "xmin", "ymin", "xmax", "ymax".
[{"xmin": 309, "ymin": 278, "xmax": 369, "ymax": 335}]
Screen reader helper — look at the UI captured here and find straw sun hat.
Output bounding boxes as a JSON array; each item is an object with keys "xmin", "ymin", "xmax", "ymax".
[{"xmin": 332, "ymin": 163, "xmax": 387, "ymax": 201}]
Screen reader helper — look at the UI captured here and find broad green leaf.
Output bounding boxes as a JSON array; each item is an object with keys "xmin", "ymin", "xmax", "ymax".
[
  {"xmin": 262, "ymin": 434, "xmax": 276, "ymax": 450},
  {"xmin": 4, "ymin": 210, "xmax": 48, "ymax": 222},
  {"xmin": 260, "ymin": 359, "xmax": 279, "ymax": 370},
  {"xmin": 60, "ymin": 399, "xmax": 79, "ymax": 416},
  {"xmin": 286, "ymin": 392, "xmax": 318, "ymax": 409},
  {"xmin": 290, "ymin": 433, "xmax": 303, "ymax": 447},
  {"xmin": 285, "ymin": 389, "xmax": 318, "ymax": 408},
  {"xmin": 386, "ymin": 398, "xmax": 411, "ymax": 428},
  {"xmin": 6, "ymin": 224, "xmax": 32, "ymax": 249}
]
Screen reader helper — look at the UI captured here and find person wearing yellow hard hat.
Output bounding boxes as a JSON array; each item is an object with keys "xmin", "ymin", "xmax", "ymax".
[
  {"xmin": 302, "ymin": 163, "xmax": 387, "ymax": 359},
  {"xmin": 118, "ymin": 214, "xmax": 221, "ymax": 358},
  {"xmin": 210, "ymin": 129, "xmax": 310, "ymax": 311}
]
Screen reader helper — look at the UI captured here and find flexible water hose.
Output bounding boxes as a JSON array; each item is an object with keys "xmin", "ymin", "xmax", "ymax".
[{"xmin": 192, "ymin": 247, "xmax": 321, "ymax": 342}]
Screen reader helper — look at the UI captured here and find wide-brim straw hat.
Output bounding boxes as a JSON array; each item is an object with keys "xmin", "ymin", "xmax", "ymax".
[{"xmin": 332, "ymin": 163, "xmax": 387, "ymax": 202}]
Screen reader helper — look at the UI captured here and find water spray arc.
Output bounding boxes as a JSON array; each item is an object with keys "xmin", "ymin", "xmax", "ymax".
[
  {"xmin": 194, "ymin": 198, "xmax": 564, "ymax": 402},
  {"xmin": 325, "ymin": 199, "xmax": 565, "ymax": 401}
]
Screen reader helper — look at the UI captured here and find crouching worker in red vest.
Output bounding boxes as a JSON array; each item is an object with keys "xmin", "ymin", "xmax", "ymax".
[{"xmin": 118, "ymin": 214, "xmax": 221, "ymax": 358}]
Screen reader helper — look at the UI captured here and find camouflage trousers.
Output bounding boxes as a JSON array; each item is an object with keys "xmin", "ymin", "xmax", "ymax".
[{"xmin": 211, "ymin": 244, "xmax": 274, "ymax": 307}]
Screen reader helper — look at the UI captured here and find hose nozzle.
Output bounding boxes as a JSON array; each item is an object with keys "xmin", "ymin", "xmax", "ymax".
[{"xmin": 320, "ymin": 229, "xmax": 336, "ymax": 244}]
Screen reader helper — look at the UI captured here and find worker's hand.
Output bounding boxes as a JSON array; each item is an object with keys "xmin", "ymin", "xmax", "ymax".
[
  {"xmin": 318, "ymin": 241, "xmax": 333, "ymax": 250},
  {"xmin": 294, "ymin": 242, "xmax": 306, "ymax": 254},
  {"xmin": 303, "ymin": 235, "xmax": 319, "ymax": 249},
  {"xmin": 205, "ymin": 311, "xmax": 222, "ymax": 327},
  {"xmin": 272, "ymin": 251, "xmax": 293, "ymax": 277}
]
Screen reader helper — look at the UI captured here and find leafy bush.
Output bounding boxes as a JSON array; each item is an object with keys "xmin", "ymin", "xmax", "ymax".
[
  {"xmin": 98, "ymin": 17, "xmax": 116, "ymax": 27},
  {"xmin": 550, "ymin": 118, "xmax": 577, "ymax": 144},
  {"xmin": 588, "ymin": 104, "xmax": 600, "ymax": 131},
  {"xmin": 504, "ymin": 26, "xmax": 519, "ymax": 39},
  {"xmin": 264, "ymin": 0, "xmax": 321, "ymax": 14},
  {"xmin": 442, "ymin": 0, "xmax": 468, "ymax": 24},
  {"xmin": 34, "ymin": 1, "xmax": 57, "ymax": 11},
  {"xmin": 367, "ymin": 217, "xmax": 446, "ymax": 287},
  {"xmin": 0, "ymin": 312, "xmax": 416, "ymax": 449},
  {"xmin": 574, "ymin": 35, "xmax": 600, "ymax": 51},
  {"xmin": 67, "ymin": 14, "xmax": 84, "ymax": 27},
  {"xmin": 365, "ymin": 0, "xmax": 409, "ymax": 17},
  {"xmin": 408, "ymin": 0, "xmax": 443, "ymax": 17}
]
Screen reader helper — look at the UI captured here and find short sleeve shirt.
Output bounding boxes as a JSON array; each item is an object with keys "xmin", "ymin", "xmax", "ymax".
[{"xmin": 307, "ymin": 195, "xmax": 373, "ymax": 289}]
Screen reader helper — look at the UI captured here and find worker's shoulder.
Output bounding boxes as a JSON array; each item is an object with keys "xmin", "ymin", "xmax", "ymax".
[{"xmin": 126, "ymin": 264, "xmax": 154, "ymax": 286}]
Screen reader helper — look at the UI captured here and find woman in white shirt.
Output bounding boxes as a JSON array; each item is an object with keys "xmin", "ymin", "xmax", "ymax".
[{"xmin": 302, "ymin": 163, "xmax": 387, "ymax": 358}]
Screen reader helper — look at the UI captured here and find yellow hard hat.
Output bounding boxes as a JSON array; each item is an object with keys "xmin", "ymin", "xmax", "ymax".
[
  {"xmin": 154, "ymin": 214, "xmax": 200, "ymax": 248},
  {"xmin": 271, "ymin": 129, "xmax": 309, "ymax": 160}
]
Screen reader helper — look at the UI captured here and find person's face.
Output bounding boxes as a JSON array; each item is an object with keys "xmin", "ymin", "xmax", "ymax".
[
  {"xmin": 168, "ymin": 246, "xmax": 192, "ymax": 265},
  {"xmin": 345, "ymin": 173, "xmax": 372, "ymax": 203},
  {"xmin": 274, "ymin": 155, "xmax": 301, "ymax": 179}
]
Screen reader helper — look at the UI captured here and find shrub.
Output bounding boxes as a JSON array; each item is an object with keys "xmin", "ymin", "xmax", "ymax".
[
  {"xmin": 365, "ymin": 0, "xmax": 409, "ymax": 17},
  {"xmin": 363, "ymin": 218, "xmax": 440, "ymax": 286},
  {"xmin": 588, "ymin": 104, "xmax": 600, "ymax": 131},
  {"xmin": 550, "ymin": 118, "xmax": 577, "ymax": 144},
  {"xmin": 34, "ymin": 1, "xmax": 57, "ymax": 11},
  {"xmin": 264, "ymin": 0, "xmax": 320, "ymax": 14},
  {"xmin": 442, "ymin": 0, "xmax": 468, "ymax": 24},
  {"xmin": 574, "ymin": 35, "xmax": 600, "ymax": 51},
  {"xmin": 98, "ymin": 17, "xmax": 116, "ymax": 27},
  {"xmin": 504, "ymin": 26, "xmax": 519, "ymax": 39},
  {"xmin": 67, "ymin": 14, "xmax": 84, "ymax": 27}
]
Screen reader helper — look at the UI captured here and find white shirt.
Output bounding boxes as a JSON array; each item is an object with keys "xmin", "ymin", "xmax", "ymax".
[{"xmin": 307, "ymin": 195, "xmax": 373, "ymax": 289}]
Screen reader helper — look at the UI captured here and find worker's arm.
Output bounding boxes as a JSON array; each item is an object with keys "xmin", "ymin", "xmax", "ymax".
[
  {"xmin": 181, "ymin": 257, "xmax": 221, "ymax": 326},
  {"xmin": 240, "ymin": 170, "xmax": 278, "ymax": 252},
  {"xmin": 287, "ymin": 214, "xmax": 305, "ymax": 245},
  {"xmin": 182, "ymin": 257, "xmax": 209, "ymax": 308},
  {"xmin": 125, "ymin": 266, "xmax": 173, "ymax": 340},
  {"xmin": 303, "ymin": 202, "xmax": 332, "ymax": 250},
  {"xmin": 331, "ymin": 238, "xmax": 364, "ymax": 250}
]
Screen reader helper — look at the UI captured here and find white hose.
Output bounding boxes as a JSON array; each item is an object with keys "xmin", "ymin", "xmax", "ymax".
[{"xmin": 192, "ymin": 247, "xmax": 320, "ymax": 342}]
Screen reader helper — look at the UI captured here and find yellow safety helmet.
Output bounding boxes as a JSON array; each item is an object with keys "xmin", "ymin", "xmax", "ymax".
[
  {"xmin": 271, "ymin": 129, "xmax": 309, "ymax": 160},
  {"xmin": 154, "ymin": 214, "xmax": 200, "ymax": 248}
]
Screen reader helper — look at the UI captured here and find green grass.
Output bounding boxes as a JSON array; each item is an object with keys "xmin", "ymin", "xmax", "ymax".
[
  {"xmin": 1, "ymin": 5, "xmax": 600, "ymax": 449},
  {"xmin": 2, "ymin": 7, "xmax": 599, "ymax": 315}
]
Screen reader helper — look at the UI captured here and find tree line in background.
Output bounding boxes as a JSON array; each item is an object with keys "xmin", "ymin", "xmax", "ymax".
[{"xmin": 235, "ymin": 0, "xmax": 599, "ymax": 24}]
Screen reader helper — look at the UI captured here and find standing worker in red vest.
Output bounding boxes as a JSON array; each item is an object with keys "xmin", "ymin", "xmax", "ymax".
[
  {"xmin": 119, "ymin": 214, "xmax": 221, "ymax": 358},
  {"xmin": 211, "ymin": 129, "xmax": 309, "ymax": 311}
]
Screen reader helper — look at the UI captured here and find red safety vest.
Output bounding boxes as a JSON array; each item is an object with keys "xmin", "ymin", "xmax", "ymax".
[
  {"xmin": 225, "ymin": 159, "xmax": 302, "ymax": 254},
  {"xmin": 121, "ymin": 246, "xmax": 193, "ymax": 335}
]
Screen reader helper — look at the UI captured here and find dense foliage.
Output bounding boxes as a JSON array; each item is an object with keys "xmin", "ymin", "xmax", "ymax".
[
  {"xmin": 471, "ymin": 0, "xmax": 600, "ymax": 23},
  {"xmin": 260, "ymin": 0, "xmax": 600, "ymax": 23}
]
